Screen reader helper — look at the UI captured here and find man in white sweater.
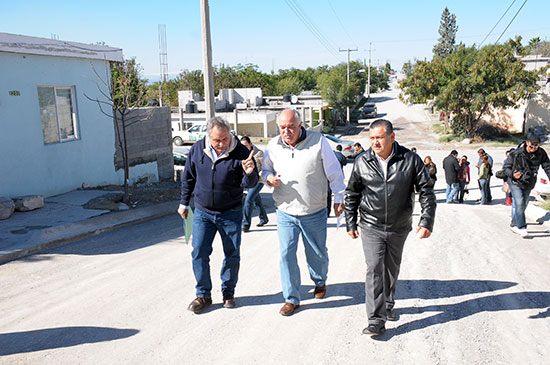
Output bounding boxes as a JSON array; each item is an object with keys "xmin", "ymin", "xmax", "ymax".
[{"xmin": 262, "ymin": 109, "xmax": 346, "ymax": 316}]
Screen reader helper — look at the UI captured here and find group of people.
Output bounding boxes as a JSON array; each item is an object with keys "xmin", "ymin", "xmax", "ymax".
[
  {"xmin": 178, "ymin": 110, "xmax": 436, "ymax": 337},
  {"xmin": 439, "ymin": 149, "xmax": 491, "ymax": 204},
  {"xmin": 421, "ymin": 136, "xmax": 550, "ymax": 239}
]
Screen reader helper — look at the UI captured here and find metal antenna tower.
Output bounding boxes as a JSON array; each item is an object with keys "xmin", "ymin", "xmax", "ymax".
[{"xmin": 158, "ymin": 24, "xmax": 168, "ymax": 106}]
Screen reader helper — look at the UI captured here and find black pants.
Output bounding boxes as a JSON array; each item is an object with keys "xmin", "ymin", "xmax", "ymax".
[{"xmin": 360, "ymin": 227, "xmax": 409, "ymax": 325}]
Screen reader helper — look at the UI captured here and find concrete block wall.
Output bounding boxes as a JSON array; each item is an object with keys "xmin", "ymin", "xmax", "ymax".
[{"xmin": 114, "ymin": 107, "xmax": 174, "ymax": 181}]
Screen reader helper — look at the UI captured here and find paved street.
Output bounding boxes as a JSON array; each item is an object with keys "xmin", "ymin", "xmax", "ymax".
[{"xmin": 1, "ymin": 87, "xmax": 549, "ymax": 363}]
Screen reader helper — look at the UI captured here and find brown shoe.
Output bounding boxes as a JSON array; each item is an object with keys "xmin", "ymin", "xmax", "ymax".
[
  {"xmin": 279, "ymin": 302, "xmax": 299, "ymax": 316},
  {"xmin": 223, "ymin": 294, "xmax": 236, "ymax": 309},
  {"xmin": 187, "ymin": 297, "xmax": 212, "ymax": 313},
  {"xmin": 313, "ymin": 285, "xmax": 326, "ymax": 299}
]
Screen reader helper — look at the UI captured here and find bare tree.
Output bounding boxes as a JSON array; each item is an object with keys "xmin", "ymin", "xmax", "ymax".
[{"xmin": 85, "ymin": 59, "xmax": 151, "ymax": 203}]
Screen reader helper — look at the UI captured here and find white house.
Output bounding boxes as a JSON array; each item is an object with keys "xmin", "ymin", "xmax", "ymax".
[{"xmin": 0, "ymin": 32, "xmax": 158, "ymax": 198}]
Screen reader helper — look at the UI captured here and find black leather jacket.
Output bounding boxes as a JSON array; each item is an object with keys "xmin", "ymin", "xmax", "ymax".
[
  {"xmin": 344, "ymin": 142, "xmax": 436, "ymax": 233},
  {"xmin": 503, "ymin": 142, "xmax": 550, "ymax": 190}
]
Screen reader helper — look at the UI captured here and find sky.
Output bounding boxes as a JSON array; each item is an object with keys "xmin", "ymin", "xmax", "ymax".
[{"xmin": 3, "ymin": 0, "xmax": 550, "ymax": 81}]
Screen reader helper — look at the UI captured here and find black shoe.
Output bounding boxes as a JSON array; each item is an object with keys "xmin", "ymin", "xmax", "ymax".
[
  {"xmin": 187, "ymin": 297, "xmax": 212, "ymax": 314},
  {"xmin": 387, "ymin": 309, "xmax": 398, "ymax": 321},
  {"xmin": 242, "ymin": 226, "xmax": 250, "ymax": 232},
  {"xmin": 362, "ymin": 323, "xmax": 386, "ymax": 336},
  {"xmin": 256, "ymin": 221, "xmax": 268, "ymax": 227},
  {"xmin": 223, "ymin": 294, "xmax": 236, "ymax": 309}
]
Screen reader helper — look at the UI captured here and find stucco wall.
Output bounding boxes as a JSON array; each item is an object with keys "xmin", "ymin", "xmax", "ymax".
[{"xmin": 0, "ymin": 52, "xmax": 157, "ymax": 197}]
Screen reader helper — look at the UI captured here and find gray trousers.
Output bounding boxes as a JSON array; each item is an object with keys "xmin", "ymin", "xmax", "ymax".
[{"xmin": 360, "ymin": 226, "xmax": 409, "ymax": 325}]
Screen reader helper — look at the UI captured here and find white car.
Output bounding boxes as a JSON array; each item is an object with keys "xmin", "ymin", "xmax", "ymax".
[
  {"xmin": 534, "ymin": 165, "xmax": 550, "ymax": 201},
  {"xmin": 172, "ymin": 124, "xmax": 207, "ymax": 145},
  {"xmin": 322, "ymin": 134, "xmax": 355, "ymax": 157}
]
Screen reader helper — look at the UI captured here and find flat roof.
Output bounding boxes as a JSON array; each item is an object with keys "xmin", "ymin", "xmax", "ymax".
[{"xmin": 0, "ymin": 32, "xmax": 123, "ymax": 62}]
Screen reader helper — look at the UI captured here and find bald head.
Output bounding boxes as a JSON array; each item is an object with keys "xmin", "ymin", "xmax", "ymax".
[{"xmin": 277, "ymin": 109, "xmax": 302, "ymax": 146}]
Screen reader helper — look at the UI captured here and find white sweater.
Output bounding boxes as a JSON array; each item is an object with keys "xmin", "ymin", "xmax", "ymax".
[{"xmin": 262, "ymin": 130, "xmax": 345, "ymax": 216}]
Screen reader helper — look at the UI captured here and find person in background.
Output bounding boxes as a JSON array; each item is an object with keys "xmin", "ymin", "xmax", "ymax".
[
  {"xmin": 328, "ymin": 144, "xmax": 348, "ymax": 215},
  {"xmin": 457, "ymin": 155, "xmax": 471, "ymax": 203},
  {"xmin": 476, "ymin": 149, "xmax": 494, "ymax": 203},
  {"xmin": 351, "ymin": 143, "xmax": 365, "ymax": 160},
  {"xmin": 411, "ymin": 147, "xmax": 417, "ymax": 153},
  {"xmin": 240, "ymin": 135, "xmax": 269, "ymax": 232},
  {"xmin": 423, "ymin": 156, "xmax": 437, "ymax": 186},
  {"xmin": 503, "ymin": 149, "xmax": 514, "ymax": 206},
  {"xmin": 442, "ymin": 150, "xmax": 460, "ymax": 203},
  {"xmin": 178, "ymin": 117, "xmax": 258, "ymax": 313},
  {"xmin": 503, "ymin": 134, "xmax": 550, "ymax": 238},
  {"xmin": 478, "ymin": 155, "xmax": 491, "ymax": 205}
]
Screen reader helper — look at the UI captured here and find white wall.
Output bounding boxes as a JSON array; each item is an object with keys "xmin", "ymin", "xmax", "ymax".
[{"xmin": 0, "ymin": 52, "xmax": 156, "ymax": 197}]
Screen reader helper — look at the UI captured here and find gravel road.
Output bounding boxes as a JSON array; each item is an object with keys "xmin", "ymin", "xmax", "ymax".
[{"xmin": 1, "ymin": 87, "xmax": 549, "ymax": 364}]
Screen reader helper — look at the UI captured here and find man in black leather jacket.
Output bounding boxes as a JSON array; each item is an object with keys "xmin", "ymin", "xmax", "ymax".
[
  {"xmin": 503, "ymin": 134, "xmax": 550, "ymax": 238},
  {"xmin": 344, "ymin": 119, "xmax": 436, "ymax": 336}
]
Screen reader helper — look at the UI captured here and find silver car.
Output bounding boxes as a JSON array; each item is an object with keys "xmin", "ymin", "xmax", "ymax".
[{"xmin": 322, "ymin": 134, "xmax": 355, "ymax": 157}]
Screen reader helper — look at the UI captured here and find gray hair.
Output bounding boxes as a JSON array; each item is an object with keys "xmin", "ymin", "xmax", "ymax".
[
  {"xmin": 207, "ymin": 116, "xmax": 231, "ymax": 135},
  {"xmin": 370, "ymin": 119, "xmax": 393, "ymax": 135},
  {"xmin": 277, "ymin": 109, "xmax": 302, "ymax": 124}
]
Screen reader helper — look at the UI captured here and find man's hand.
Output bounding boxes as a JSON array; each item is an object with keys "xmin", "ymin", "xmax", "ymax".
[
  {"xmin": 513, "ymin": 170, "xmax": 522, "ymax": 179},
  {"xmin": 416, "ymin": 226, "xmax": 432, "ymax": 239},
  {"xmin": 177, "ymin": 206, "xmax": 188, "ymax": 220},
  {"xmin": 333, "ymin": 203, "xmax": 344, "ymax": 217},
  {"xmin": 241, "ymin": 150, "xmax": 255, "ymax": 175},
  {"xmin": 348, "ymin": 230, "xmax": 359, "ymax": 239},
  {"xmin": 266, "ymin": 174, "xmax": 281, "ymax": 187}
]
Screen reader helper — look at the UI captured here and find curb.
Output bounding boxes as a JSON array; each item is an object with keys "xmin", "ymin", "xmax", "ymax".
[{"xmin": 0, "ymin": 200, "xmax": 180, "ymax": 265}]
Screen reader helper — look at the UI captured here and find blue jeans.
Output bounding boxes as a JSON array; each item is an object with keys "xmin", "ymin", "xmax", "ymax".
[
  {"xmin": 242, "ymin": 183, "xmax": 268, "ymax": 229},
  {"xmin": 509, "ymin": 183, "xmax": 532, "ymax": 229},
  {"xmin": 191, "ymin": 207, "xmax": 243, "ymax": 298},
  {"xmin": 479, "ymin": 178, "xmax": 489, "ymax": 204},
  {"xmin": 446, "ymin": 183, "xmax": 459, "ymax": 203},
  {"xmin": 276, "ymin": 208, "xmax": 328, "ymax": 305}
]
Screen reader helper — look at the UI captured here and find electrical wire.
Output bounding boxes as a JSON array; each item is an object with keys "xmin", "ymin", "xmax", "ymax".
[
  {"xmin": 495, "ymin": 0, "xmax": 528, "ymax": 44},
  {"xmin": 327, "ymin": 0, "xmax": 358, "ymax": 49},
  {"xmin": 282, "ymin": 0, "xmax": 340, "ymax": 59},
  {"xmin": 479, "ymin": 0, "xmax": 517, "ymax": 48}
]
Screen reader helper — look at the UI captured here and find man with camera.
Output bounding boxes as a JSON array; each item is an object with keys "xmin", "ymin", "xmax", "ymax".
[{"xmin": 503, "ymin": 134, "xmax": 550, "ymax": 238}]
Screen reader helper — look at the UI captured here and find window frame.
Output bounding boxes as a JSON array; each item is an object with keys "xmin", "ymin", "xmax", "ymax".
[{"xmin": 37, "ymin": 85, "xmax": 79, "ymax": 144}]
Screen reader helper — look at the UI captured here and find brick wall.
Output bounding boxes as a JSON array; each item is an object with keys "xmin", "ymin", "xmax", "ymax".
[{"xmin": 114, "ymin": 107, "xmax": 174, "ymax": 181}]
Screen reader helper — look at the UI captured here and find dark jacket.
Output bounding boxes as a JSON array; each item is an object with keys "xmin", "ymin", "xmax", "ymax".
[
  {"xmin": 180, "ymin": 135, "xmax": 259, "ymax": 214},
  {"xmin": 344, "ymin": 142, "xmax": 436, "ymax": 233},
  {"xmin": 503, "ymin": 142, "xmax": 550, "ymax": 190},
  {"xmin": 442, "ymin": 154, "xmax": 460, "ymax": 184},
  {"xmin": 334, "ymin": 151, "xmax": 347, "ymax": 169}
]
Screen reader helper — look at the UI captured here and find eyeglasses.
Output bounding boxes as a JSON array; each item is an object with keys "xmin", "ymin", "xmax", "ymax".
[{"xmin": 527, "ymin": 143, "xmax": 540, "ymax": 150}]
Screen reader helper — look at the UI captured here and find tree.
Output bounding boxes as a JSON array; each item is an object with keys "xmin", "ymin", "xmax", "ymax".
[
  {"xmin": 86, "ymin": 59, "xmax": 151, "ymax": 202},
  {"xmin": 275, "ymin": 76, "xmax": 302, "ymax": 95},
  {"xmin": 433, "ymin": 7, "xmax": 458, "ymax": 59},
  {"xmin": 400, "ymin": 43, "xmax": 539, "ymax": 137}
]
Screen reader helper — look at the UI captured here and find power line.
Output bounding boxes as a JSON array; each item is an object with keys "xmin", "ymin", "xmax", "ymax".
[
  {"xmin": 327, "ymin": 0, "xmax": 358, "ymax": 49},
  {"xmin": 479, "ymin": 0, "xmax": 517, "ymax": 48},
  {"xmin": 495, "ymin": 0, "xmax": 528, "ymax": 44},
  {"xmin": 282, "ymin": 0, "xmax": 340, "ymax": 59}
]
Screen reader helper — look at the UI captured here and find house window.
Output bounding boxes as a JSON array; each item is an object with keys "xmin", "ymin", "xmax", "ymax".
[{"xmin": 38, "ymin": 86, "xmax": 79, "ymax": 144}]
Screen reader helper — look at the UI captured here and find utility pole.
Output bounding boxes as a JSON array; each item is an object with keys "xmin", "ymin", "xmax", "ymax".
[
  {"xmin": 200, "ymin": 0, "xmax": 215, "ymax": 121},
  {"xmin": 339, "ymin": 47, "xmax": 358, "ymax": 127},
  {"xmin": 367, "ymin": 42, "xmax": 373, "ymax": 98}
]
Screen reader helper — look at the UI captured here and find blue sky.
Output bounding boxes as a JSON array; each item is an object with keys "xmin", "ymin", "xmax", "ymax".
[{"xmin": 3, "ymin": 0, "xmax": 549, "ymax": 80}]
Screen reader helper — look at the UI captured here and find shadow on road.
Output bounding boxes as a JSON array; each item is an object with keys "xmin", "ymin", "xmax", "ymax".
[{"xmin": 0, "ymin": 326, "xmax": 139, "ymax": 356}]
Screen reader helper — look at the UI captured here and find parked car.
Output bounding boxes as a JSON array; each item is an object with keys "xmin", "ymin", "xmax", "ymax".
[
  {"xmin": 173, "ymin": 146, "xmax": 190, "ymax": 166},
  {"xmin": 322, "ymin": 134, "xmax": 355, "ymax": 157},
  {"xmin": 361, "ymin": 103, "xmax": 377, "ymax": 119},
  {"xmin": 172, "ymin": 124, "xmax": 207, "ymax": 145},
  {"xmin": 534, "ymin": 165, "xmax": 550, "ymax": 201}
]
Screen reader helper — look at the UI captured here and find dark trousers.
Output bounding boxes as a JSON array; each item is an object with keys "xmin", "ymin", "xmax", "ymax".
[{"xmin": 360, "ymin": 226, "xmax": 409, "ymax": 325}]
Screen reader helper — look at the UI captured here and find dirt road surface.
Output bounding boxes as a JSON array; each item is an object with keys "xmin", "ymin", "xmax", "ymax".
[{"xmin": 1, "ymin": 87, "xmax": 549, "ymax": 364}]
